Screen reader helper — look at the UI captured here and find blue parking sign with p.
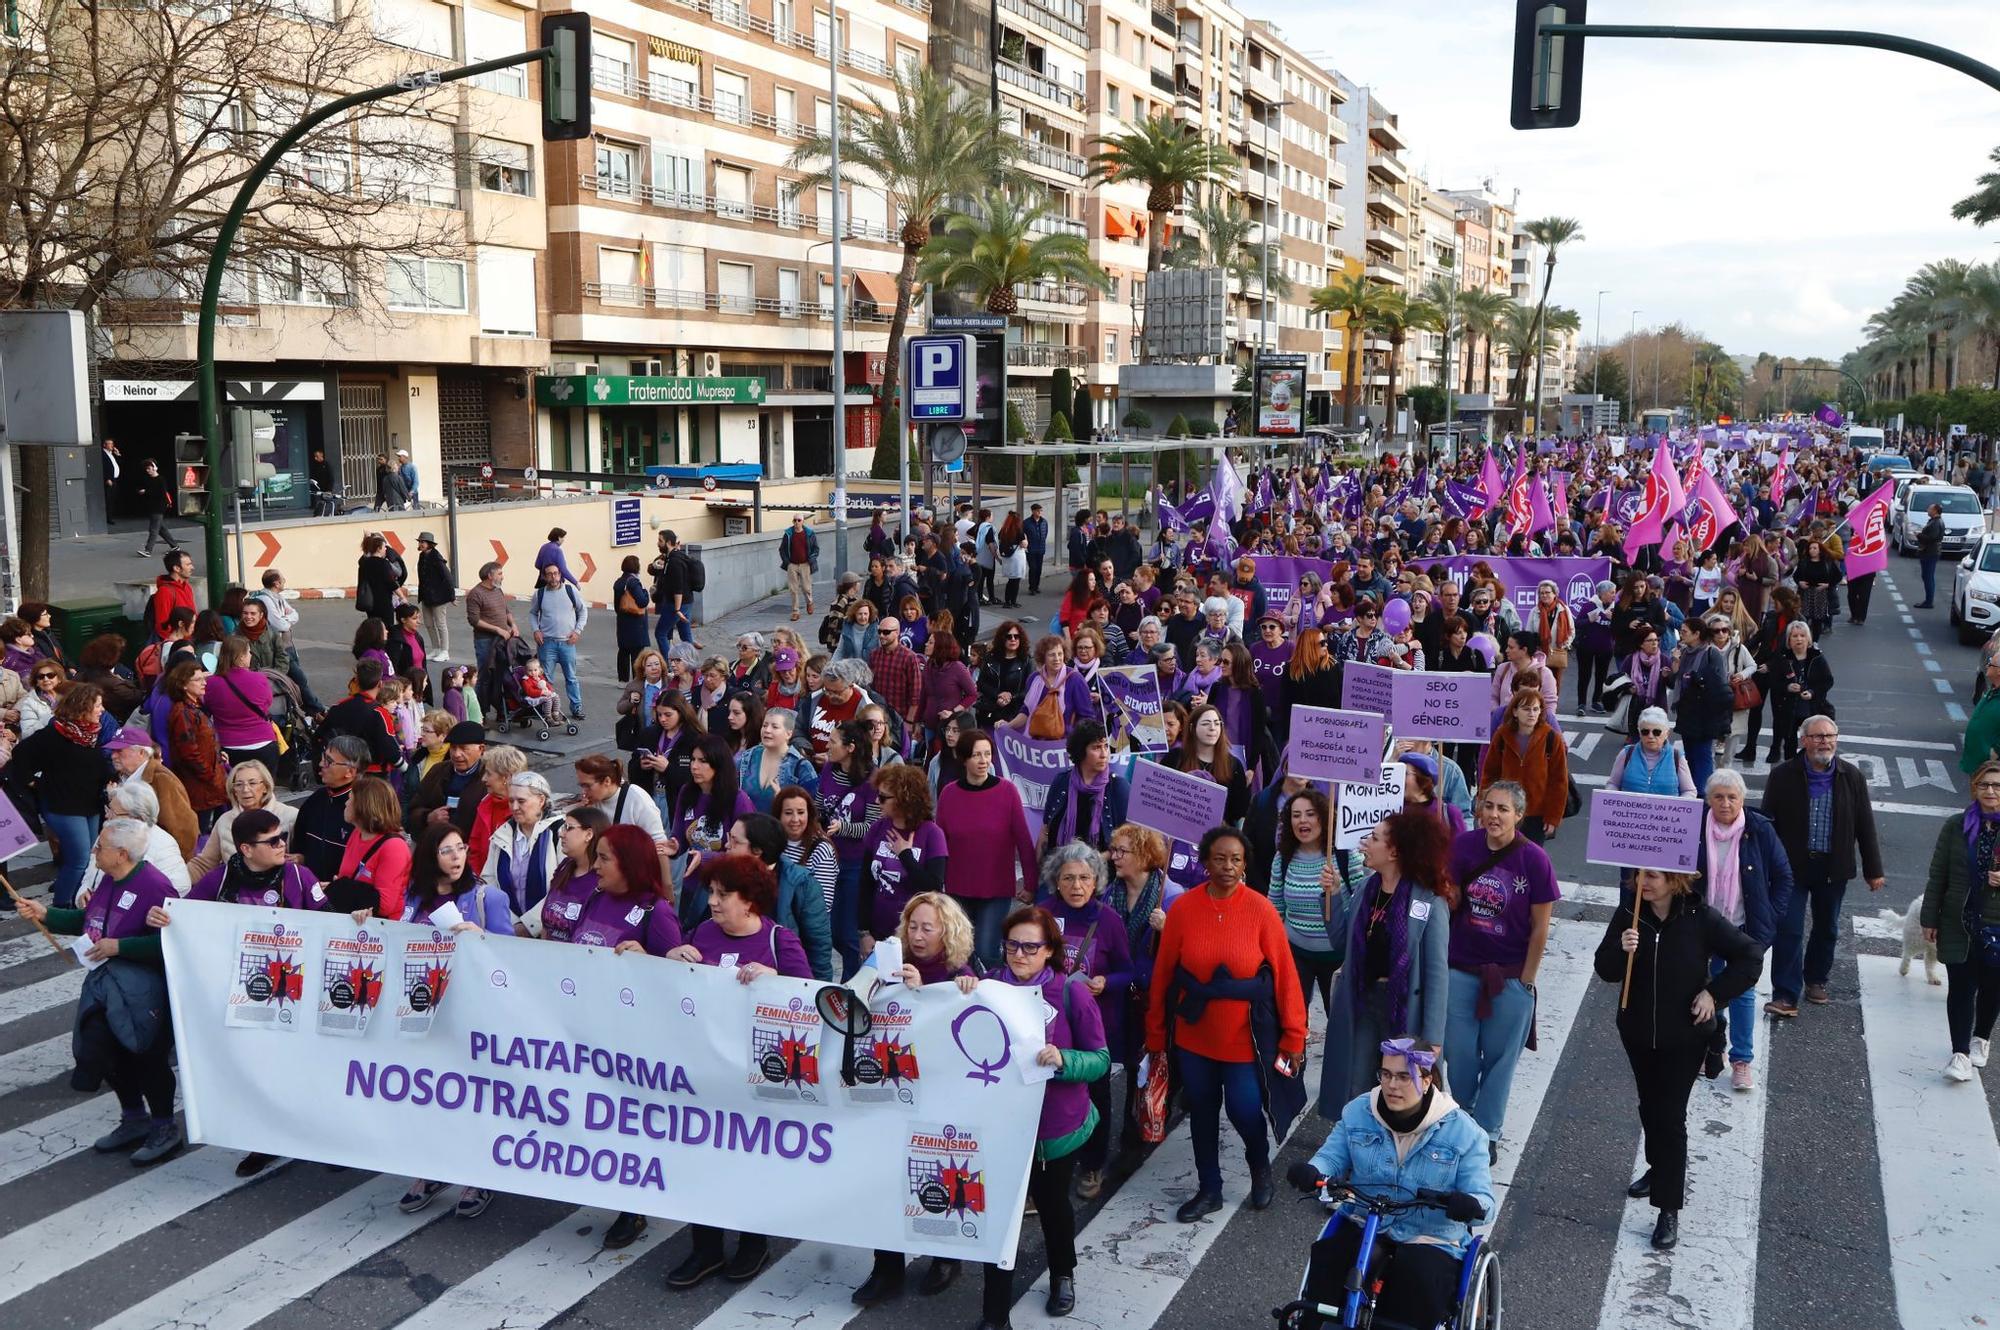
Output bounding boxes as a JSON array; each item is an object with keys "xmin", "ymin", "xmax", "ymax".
[{"xmin": 907, "ymin": 335, "xmax": 974, "ymax": 423}]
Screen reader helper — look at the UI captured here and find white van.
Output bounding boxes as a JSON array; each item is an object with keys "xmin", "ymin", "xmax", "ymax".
[{"xmin": 1849, "ymin": 426, "xmax": 1887, "ymax": 454}]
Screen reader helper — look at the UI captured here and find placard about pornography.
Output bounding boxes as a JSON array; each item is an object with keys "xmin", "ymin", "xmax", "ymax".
[
  {"xmin": 1391, "ymin": 671, "xmax": 1491, "ymax": 743},
  {"xmin": 160, "ymin": 901, "xmax": 1047, "ymax": 1266},
  {"xmin": 1335, "ymin": 763, "xmax": 1407, "ymax": 850},
  {"xmin": 1287, "ymin": 706, "xmax": 1386, "ymax": 785},
  {"xmin": 1584, "ymin": 790, "xmax": 1705, "ymax": 872},
  {"xmin": 1342, "ymin": 661, "xmax": 1397, "ymax": 717},
  {"xmin": 994, "ymin": 728, "xmax": 1072, "ymax": 816},
  {"xmin": 1126, "ymin": 759, "xmax": 1230, "ymax": 845}
]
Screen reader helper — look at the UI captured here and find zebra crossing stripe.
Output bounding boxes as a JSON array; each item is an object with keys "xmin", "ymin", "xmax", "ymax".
[
  {"xmin": 391, "ymin": 1208, "xmax": 676, "ymax": 1329},
  {"xmin": 0, "ymin": 1033, "xmax": 74, "ymax": 1098},
  {"xmin": 1594, "ymin": 961, "xmax": 1774, "ymax": 1328},
  {"xmin": 1859, "ymin": 954, "xmax": 2000, "ymax": 1329},
  {"xmin": 688, "ymin": 1242, "xmax": 875, "ymax": 1330},
  {"xmin": 94, "ymin": 1174, "xmax": 452, "ymax": 1330},
  {"xmin": 0, "ymin": 970, "xmax": 84, "ymax": 1027},
  {"xmin": 0, "ymin": 1146, "xmax": 269, "ymax": 1307},
  {"xmin": 0, "ymin": 1093, "xmax": 170, "ymax": 1188},
  {"xmin": 1486, "ymin": 918, "xmax": 1600, "ymax": 1222},
  {"xmin": 0, "ymin": 934, "xmax": 69, "ymax": 972}
]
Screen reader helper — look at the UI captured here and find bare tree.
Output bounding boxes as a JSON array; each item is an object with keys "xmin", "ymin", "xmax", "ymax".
[{"xmin": 0, "ymin": 0, "xmax": 494, "ymax": 596}]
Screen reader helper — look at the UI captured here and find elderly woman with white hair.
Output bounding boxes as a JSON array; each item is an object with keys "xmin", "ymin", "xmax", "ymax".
[
  {"xmin": 17, "ymin": 819, "xmax": 184, "ymax": 1164},
  {"xmin": 187, "ymin": 759, "xmax": 296, "ymax": 879},
  {"xmin": 78, "ymin": 780, "xmax": 191, "ymax": 904},
  {"xmin": 482, "ymin": 770, "xmax": 565, "ymax": 917},
  {"xmin": 728, "ymin": 631, "xmax": 771, "ymax": 693},
  {"xmin": 1607, "ymin": 706, "xmax": 1697, "ymax": 797},
  {"xmin": 1691, "ymin": 767, "xmax": 1789, "ymax": 1091}
]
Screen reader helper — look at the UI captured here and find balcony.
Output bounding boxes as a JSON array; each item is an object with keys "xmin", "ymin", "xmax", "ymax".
[
  {"xmin": 1019, "ymin": 138, "xmax": 1088, "ymax": 177},
  {"xmin": 1328, "ymin": 158, "xmax": 1347, "ymax": 189},
  {"xmin": 1368, "ymin": 151, "xmax": 1409, "ymax": 185},
  {"xmin": 1240, "ymin": 168, "xmax": 1277, "ymax": 201},
  {"xmin": 1366, "ymin": 186, "xmax": 1408, "ymax": 217},
  {"xmin": 580, "ymin": 284, "xmax": 895, "ymax": 324},
  {"xmin": 1366, "ymin": 224, "xmax": 1407, "ymax": 254},
  {"xmin": 1244, "ymin": 62, "xmax": 1280, "ymax": 104},
  {"xmin": 1365, "ymin": 260, "xmax": 1404, "ymax": 285},
  {"xmin": 997, "ymin": 59, "xmax": 1085, "ymax": 111},
  {"xmin": 1327, "ymin": 116, "xmax": 1348, "ymax": 144},
  {"xmin": 1150, "ymin": 1, "xmax": 1177, "ymax": 36},
  {"xmin": 1008, "ymin": 343, "xmax": 1089, "ymax": 368},
  {"xmin": 1014, "ymin": 280, "xmax": 1090, "ymax": 322},
  {"xmin": 1326, "ymin": 203, "xmax": 1347, "ymax": 231},
  {"xmin": 996, "ymin": 0, "xmax": 1090, "ymax": 50},
  {"xmin": 1150, "ymin": 67, "xmax": 1175, "ymax": 95},
  {"xmin": 1369, "ymin": 115, "xmax": 1408, "ymax": 150},
  {"xmin": 626, "ymin": 0, "xmax": 897, "ymax": 79},
  {"xmin": 579, "ymin": 173, "xmax": 900, "ymax": 244},
  {"xmin": 1025, "ymin": 210, "xmax": 1087, "ymax": 239}
]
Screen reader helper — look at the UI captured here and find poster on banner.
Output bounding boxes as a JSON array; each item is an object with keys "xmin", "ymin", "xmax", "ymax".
[
  {"xmin": 158, "ymin": 902, "xmax": 1045, "ymax": 1266},
  {"xmin": 1098, "ymin": 665, "xmax": 1168, "ymax": 751},
  {"xmin": 1335, "ymin": 763, "xmax": 1406, "ymax": 849},
  {"xmin": 317, "ymin": 924, "xmax": 386, "ymax": 1038},
  {"xmin": 847, "ymin": 995, "xmax": 921, "ymax": 1108},
  {"xmin": 226, "ymin": 919, "xmax": 305, "ymax": 1030},
  {"xmin": 1126, "ymin": 760, "xmax": 1229, "ymax": 844},
  {"xmin": 994, "ymin": 728, "xmax": 1071, "ymax": 816},
  {"xmin": 1342, "ymin": 661, "xmax": 1397, "ymax": 717},
  {"xmin": 1391, "ymin": 672, "xmax": 1491, "ymax": 743},
  {"xmin": 749, "ymin": 993, "xmax": 827, "ymax": 1103},
  {"xmin": 1584, "ymin": 790, "xmax": 1705, "ymax": 872},
  {"xmin": 0, "ymin": 788, "xmax": 38, "ymax": 863},
  {"xmin": 1287, "ymin": 706, "xmax": 1386, "ymax": 784},
  {"xmin": 396, "ymin": 929, "xmax": 456, "ymax": 1037},
  {"xmin": 905, "ymin": 1122, "xmax": 991, "ymax": 1245}
]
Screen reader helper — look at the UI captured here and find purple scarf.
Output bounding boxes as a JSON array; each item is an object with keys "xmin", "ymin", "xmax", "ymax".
[
  {"xmin": 1961, "ymin": 804, "xmax": 2000, "ymax": 861},
  {"xmin": 1057, "ymin": 762, "xmax": 1113, "ymax": 847},
  {"xmin": 1805, "ymin": 760, "xmax": 1836, "ymax": 800},
  {"xmin": 1359, "ymin": 873, "xmax": 1416, "ymax": 1034}
]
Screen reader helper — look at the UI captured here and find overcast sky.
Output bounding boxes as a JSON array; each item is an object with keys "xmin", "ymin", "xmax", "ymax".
[{"xmin": 1262, "ymin": 0, "xmax": 2000, "ymax": 361}]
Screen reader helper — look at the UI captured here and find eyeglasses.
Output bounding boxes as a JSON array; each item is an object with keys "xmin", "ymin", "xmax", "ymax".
[
  {"xmin": 253, "ymin": 833, "xmax": 289, "ymax": 847},
  {"xmin": 1002, "ymin": 939, "xmax": 1048, "ymax": 956},
  {"xmin": 1639, "ymin": 728, "xmax": 1666, "ymax": 737},
  {"xmin": 1376, "ymin": 1068, "xmax": 1420, "ymax": 1087},
  {"xmin": 1975, "ymin": 782, "xmax": 2000, "ymax": 793}
]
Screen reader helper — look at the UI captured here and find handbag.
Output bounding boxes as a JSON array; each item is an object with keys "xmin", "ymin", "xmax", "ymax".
[
  {"xmin": 1136, "ymin": 1050, "xmax": 1171, "ymax": 1143},
  {"xmin": 1979, "ymin": 923, "xmax": 2000, "ymax": 969},
  {"xmin": 221, "ymin": 674, "xmax": 288, "ymax": 755},
  {"xmin": 1731, "ymin": 676, "xmax": 1762, "ymax": 711},
  {"xmin": 616, "ymin": 584, "xmax": 641, "ymax": 615},
  {"xmin": 1546, "ymin": 646, "xmax": 1569, "ymax": 671},
  {"xmin": 1027, "ymin": 689, "xmax": 1065, "ymax": 739}
]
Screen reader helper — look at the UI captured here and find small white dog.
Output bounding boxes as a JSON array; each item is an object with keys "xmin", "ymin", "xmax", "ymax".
[{"xmin": 1879, "ymin": 897, "xmax": 1941, "ymax": 985}]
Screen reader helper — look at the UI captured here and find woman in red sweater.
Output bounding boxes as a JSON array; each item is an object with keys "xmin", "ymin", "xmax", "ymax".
[
  {"xmin": 934, "ymin": 728, "xmax": 1038, "ymax": 969},
  {"xmin": 1146, "ymin": 825, "xmax": 1306, "ymax": 1224}
]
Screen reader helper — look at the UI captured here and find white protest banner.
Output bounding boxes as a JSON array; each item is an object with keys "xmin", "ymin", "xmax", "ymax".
[
  {"xmin": 1335, "ymin": 763, "xmax": 1407, "ymax": 849},
  {"xmin": 161, "ymin": 901, "xmax": 1045, "ymax": 1265},
  {"xmin": 994, "ymin": 728, "xmax": 1071, "ymax": 816},
  {"xmin": 1391, "ymin": 671, "xmax": 1491, "ymax": 743},
  {"xmin": 1584, "ymin": 790, "xmax": 1704, "ymax": 872},
  {"xmin": 1341, "ymin": 661, "xmax": 1397, "ymax": 717},
  {"xmin": 1287, "ymin": 706, "xmax": 1386, "ymax": 785}
]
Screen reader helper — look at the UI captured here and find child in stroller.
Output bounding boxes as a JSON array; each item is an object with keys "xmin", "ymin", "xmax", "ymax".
[{"xmin": 500, "ymin": 651, "xmax": 578, "ymax": 739}]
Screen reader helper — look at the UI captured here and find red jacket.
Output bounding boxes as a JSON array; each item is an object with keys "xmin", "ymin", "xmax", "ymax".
[{"xmin": 150, "ymin": 574, "xmax": 197, "ymax": 640}]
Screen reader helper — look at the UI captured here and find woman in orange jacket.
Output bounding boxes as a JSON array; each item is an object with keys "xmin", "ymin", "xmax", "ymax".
[{"xmin": 1479, "ymin": 686, "xmax": 1569, "ymax": 844}]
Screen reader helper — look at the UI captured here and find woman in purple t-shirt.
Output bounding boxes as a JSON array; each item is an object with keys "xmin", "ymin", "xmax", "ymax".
[
  {"xmin": 857, "ymin": 763, "xmax": 949, "ymax": 955},
  {"xmin": 1441, "ymin": 781, "xmax": 1560, "ymax": 1156}
]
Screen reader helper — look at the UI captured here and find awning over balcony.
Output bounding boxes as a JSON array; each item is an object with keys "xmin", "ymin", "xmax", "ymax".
[
  {"xmin": 1104, "ymin": 204, "xmax": 1147, "ymax": 240},
  {"xmin": 852, "ymin": 270, "xmax": 900, "ymax": 308}
]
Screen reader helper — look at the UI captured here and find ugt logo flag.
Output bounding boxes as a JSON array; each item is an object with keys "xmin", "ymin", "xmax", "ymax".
[{"xmin": 1842, "ymin": 479, "xmax": 1894, "ymax": 578}]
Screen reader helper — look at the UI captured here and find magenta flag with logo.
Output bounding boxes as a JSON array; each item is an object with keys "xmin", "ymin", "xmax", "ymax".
[
  {"xmin": 1623, "ymin": 444, "xmax": 1685, "ymax": 558},
  {"xmin": 1687, "ymin": 469, "xmax": 1741, "ymax": 552},
  {"xmin": 1526, "ymin": 475, "xmax": 1556, "ymax": 536},
  {"xmin": 1504, "ymin": 452, "xmax": 1533, "ymax": 535},
  {"xmin": 1843, "ymin": 478, "xmax": 1895, "ymax": 578},
  {"xmin": 1769, "ymin": 445, "xmax": 1790, "ymax": 507},
  {"xmin": 1478, "ymin": 452, "xmax": 1505, "ymax": 514}
]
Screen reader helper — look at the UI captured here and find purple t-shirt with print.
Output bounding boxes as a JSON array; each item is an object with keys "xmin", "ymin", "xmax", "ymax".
[{"xmin": 1446, "ymin": 830, "xmax": 1561, "ymax": 969}]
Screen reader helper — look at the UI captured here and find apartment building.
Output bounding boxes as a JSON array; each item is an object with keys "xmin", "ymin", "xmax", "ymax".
[
  {"xmin": 1408, "ymin": 180, "xmax": 1458, "ymax": 396},
  {"xmin": 540, "ymin": 0, "xmax": 925, "ymax": 480},
  {"xmin": 1440, "ymin": 184, "xmax": 1517, "ymax": 404},
  {"xmin": 1326, "ymin": 73, "xmax": 1409, "ymax": 422},
  {"xmin": 97, "ymin": 0, "xmax": 551, "ymax": 518}
]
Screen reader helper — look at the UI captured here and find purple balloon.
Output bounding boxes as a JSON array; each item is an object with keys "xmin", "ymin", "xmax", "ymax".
[
  {"xmin": 1469, "ymin": 632, "xmax": 1499, "ymax": 668},
  {"xmin": 1380, "ymin": 598, "xmax": 1412, "ymax": 636}
]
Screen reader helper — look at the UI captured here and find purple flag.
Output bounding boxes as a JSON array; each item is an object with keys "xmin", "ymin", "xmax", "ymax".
[{"xmin": 1814, "ymin": 403, "xmax": 1846, "ymax": 429}]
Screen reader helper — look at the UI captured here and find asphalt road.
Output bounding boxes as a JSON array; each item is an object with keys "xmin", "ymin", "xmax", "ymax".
[{"xmin": 0, "ymin": 557, "xmax": 1993, "ymax": 1329}]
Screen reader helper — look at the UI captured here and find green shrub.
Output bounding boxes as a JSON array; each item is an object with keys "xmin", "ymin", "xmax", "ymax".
[
  {"xmin": 1187, "ymin": 417, "xmax": 1219, "ymax": 438},
  {"xmin": 1122, "ymin": 408, "xmax": 1153, "ymax": 430},
  {"xmin": 1166, "ymin": 413, "xmax": 1191, "ymax": 439},
  {"xmin": 1006, "ymin": 400, "xmax": 1029, "ymax": 443}
]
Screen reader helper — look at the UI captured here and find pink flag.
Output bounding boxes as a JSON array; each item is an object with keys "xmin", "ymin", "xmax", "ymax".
[
  {"xmin": 1687, "ymin": 468, "xmax": 1741, "ymax": 552},
  {"xmin": 1527, "ymin": 475, "xmax": 1556, "ymax": 536},
  {"xmin": 1770, "ymin": 445, "xmax": 1790, "ymax": 507},
  {"xmin": 1554, "ymin": 470, "xmax": 1570, "ymax": 517},
  {"xmin": 1622, "ymin": 443, "xmax": 1687, "ymax": 558},
  {"xmin": 1843, "ymin": 478, "xmax": 1895, "ymax": 579}
]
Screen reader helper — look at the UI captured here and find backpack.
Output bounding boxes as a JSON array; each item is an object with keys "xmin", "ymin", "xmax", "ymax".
[{"xmin": 683, "ymin": 549, "xmax": 707, "ymax": 593}]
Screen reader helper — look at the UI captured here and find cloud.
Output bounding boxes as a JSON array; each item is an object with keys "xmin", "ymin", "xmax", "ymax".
[{"xmin": 1265, "ymin": 0, "xmax": 2000, "ymax": 358}]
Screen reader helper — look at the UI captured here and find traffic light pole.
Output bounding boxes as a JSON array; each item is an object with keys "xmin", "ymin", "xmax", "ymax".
[
  {"xmin": 193, "ymin": 47, "xmax": 555, "ymax": 606},
  {"xmin": 1536, "ymin": 23, "xmax": 2000, "ymax": 95}
]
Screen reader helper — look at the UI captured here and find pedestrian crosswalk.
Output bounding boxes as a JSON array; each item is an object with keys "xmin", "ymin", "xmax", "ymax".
[{"xmin": 0, "ymin": 889, "xmax": 1990, "ymax": 1330}]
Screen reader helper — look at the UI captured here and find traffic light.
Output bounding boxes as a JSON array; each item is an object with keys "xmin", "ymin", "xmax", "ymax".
[
  {"xmin": 229, "ymin": 408, "xmax": 278, "ymax": 494},
  {"xmin": 1510, "ymin": 1, "xmax": 1588, "ymax": 130},
  {"xmin": 174, "ymin": 432, "xmax": 208, "ymax": 518},
  {"xmin": 540, "ymin": 12, "xmax": 592, "ymax": 142},
  {"xmin": 1772, "ymin": 364, "xmax": 1783, "ymax": 382}
]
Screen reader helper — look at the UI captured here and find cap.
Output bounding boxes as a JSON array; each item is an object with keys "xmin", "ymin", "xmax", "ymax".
[
  {"xmin": 396, "ymin": 449, "xmax": 410, "ymax": 457},
  {"xmin": 445, "ymin": 720, "xmax": 487, "ymax": 746},
  {"xmin": 417, "ymin": 531, "xmax": 438, "ymax": 546},
  {"xmin": 1258, "ymin": 612, "xmax": 1285, "ymax": 629},
  {"xmin": 104, "ymin": 723, "xmax": 156, "ymax": 753},
  {"xmin": 774, "ymin": 648, "xmax": 799, "ymax": 670}
]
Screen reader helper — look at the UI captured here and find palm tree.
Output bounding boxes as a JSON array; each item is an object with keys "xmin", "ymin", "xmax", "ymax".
[
  {"xmin": 917, "ymin": 193, "xmax": 1112, "ymax": 314},
  {"xmin": 1454, "ymin": 287, "xmax": 1511, "ymax": 397},
  {"xmin": 790, "ymin": 65, "xmax": 1022, "ymax": 449},
  {"xmin": 1942, "ymin": 260, "xmax": 2000, "ymax": 389},
  {"xmin": 1165, "ymin": 191, "xmax": 1292, "ymax": 298},
  {"xmin": 1311, "ymin": 274, "xmax": 1394, "ymax": 427},
  {"xmin": 1511, "ymin": 216, "xmax": 1585, "ymax": 410},
  {"xmin": 1952, "ymin": 145, "xmax": 2000, "ymax": 227},
  {"xmin": 1376, "ymin": 292, "xmax": 1443, "ymax": 438},
  {"xmin": 1090, "ymin": 111, "xmax": 1238, "ymax": 273},
  {"xmin": 1417, "ymin": 274, "xmax": 1460, "ymax": 388},
  {"xmin": 1495, "ymin": 303, "xmax": 1538, "ymax": 406},
  {"xmin": 1908, "ymin": 259, "xmax": 1974, "ymax": 391}
]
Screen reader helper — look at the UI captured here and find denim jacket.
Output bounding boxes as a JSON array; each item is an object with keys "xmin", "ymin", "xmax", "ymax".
[{"xmin": 1308, "ymin": 1087, "xmax": 1494, "ymax": 1255}]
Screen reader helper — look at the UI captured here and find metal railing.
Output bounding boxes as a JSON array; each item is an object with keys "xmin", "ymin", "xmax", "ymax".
[
  {"xmin": 1007, "ymin": 343, "xmax": 1088, "ymax": 367},
  {"xmin": 1021, "ymin": 138, "xmax": 1088, "ymax": 177},
  {"xmin": 601, "ymin": 2, "xmax": 896, "ymax": 81},
  {"xmin": 997, "ymin": 59, "xmax": 1085, "ymax": 109},
  {"xmin": 578, "ymin": 282, "xmax": 895, "ymax": 323},
  {"xmin": 1024, "ymin": 209, "xmax": 1087, "ymax": 238},
  {"xmin": 579, "ymin": 173, "xmax": 899, "ymax": 243},
  {"xmin": 1013, "ymin": 279, "xmax": 1089, "ymax": 306},
  {"xmin": 996, "ymin": 0, "xmax": 1090, "ymax": 49}
]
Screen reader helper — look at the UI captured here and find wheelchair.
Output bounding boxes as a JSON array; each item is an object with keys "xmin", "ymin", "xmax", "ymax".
[{"xmin": 1272, "ymin": 1177, "xmax": 1501, "ymax": 1330}]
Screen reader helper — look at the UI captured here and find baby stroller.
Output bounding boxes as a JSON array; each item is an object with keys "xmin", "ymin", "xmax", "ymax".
[
  {"xmin": 261, "ymin": 668, "xmax": 319, "ymax": 791},
  {"xmin": 498, "ymin": 645, "xmax": 578, "ymax": 742}
]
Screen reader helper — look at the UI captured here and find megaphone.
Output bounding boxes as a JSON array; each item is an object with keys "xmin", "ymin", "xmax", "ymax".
[{"xmin": 815, "ymin": 975, "xmax": 878, "ymax": 1088}]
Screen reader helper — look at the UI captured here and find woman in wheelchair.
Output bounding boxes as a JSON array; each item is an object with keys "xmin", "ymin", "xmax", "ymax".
[{"xmin": 1292, "ymin": 1039, "xmax": 1494, "ymax": 1328}]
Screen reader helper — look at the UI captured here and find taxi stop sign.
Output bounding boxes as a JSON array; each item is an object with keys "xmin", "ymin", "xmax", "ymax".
[{"xmin": 905, "ymin": 335, "xmax": 974, "ymax": 423}]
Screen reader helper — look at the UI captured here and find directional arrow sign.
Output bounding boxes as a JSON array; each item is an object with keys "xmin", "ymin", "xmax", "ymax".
[
  {"xmin": 382, "ymin": 531, "xmax": 405, "ymax": 556},
  {"xmin": 490, "ymin": 539, "xmax": 509, "ymax": 567},
  {"xmin": 253, "ymin": 532, "xmax": 281, "ymax": 568},
  {"xmin": 579, "ymin": 551, "xmax": 597, "ymax": 582}
]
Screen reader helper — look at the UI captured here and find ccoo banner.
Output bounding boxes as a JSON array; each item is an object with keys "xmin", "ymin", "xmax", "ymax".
[{"xmin": 161, "ymin": 901, "xmax": 1048, "ymax": 1265}]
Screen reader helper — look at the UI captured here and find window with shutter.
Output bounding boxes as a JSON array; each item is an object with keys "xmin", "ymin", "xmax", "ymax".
[
  {"xmin": 475, "ymin": 248, "xmax": 536, "ymax": 335},
  {"xmin": 464, "ymin": 7, "xmax": 527, "ymax": 96}
]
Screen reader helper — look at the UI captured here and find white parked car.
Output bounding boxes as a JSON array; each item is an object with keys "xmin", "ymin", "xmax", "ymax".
[
  {"xmin": 1893, "ymin": 482, "xmax": 1983, "ymax": 558},
  {"xmin": 1950, "ymin": 535, "xmax": 2000, "ymax": 644}
]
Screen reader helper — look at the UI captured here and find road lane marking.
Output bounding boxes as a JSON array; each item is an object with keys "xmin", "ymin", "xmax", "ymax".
[
  {"xmin": 393, "ymin": 1207, "xmax": 675, "ymax": 1329},
  {"xmin": 1946, "ymin": 703, "xmax": 1967, "ymax": 723},
  {"xmin": 1859, "ymin": 954, "xmax": 2000, "ymax": 1330},
  {"xmin": 1570, "ymin": 772, "xmax": 1959, "ymax": 817},
  {"xmin": 1553, "ymin": 718, "xmax": 1956, "ymax": 752},
  {"xmin": 0, "ymin": 1033, "xmax": 73, "ymax": 1098},
  {"xmin": 1936, "ymin": 679, "xmax": 1956, "ymax": 694},
  {"xmin": 0, "ymin": 970, "xmax": 85, "ymax": 1028},
  {"xmin": 1924, "ymin": 658, "xmax": 1943, "ymax": 673},
  {"xmin": 1915, "ymin": 642, "xmax": 1932, "ymax": 656},
  {"xmin": 0, "ymin": 1092, "xmax": 164, "ymax": 1188},
  {"xmin": 1483, "ymin": 918, "xmax": 1599, "ymax": 1224}
]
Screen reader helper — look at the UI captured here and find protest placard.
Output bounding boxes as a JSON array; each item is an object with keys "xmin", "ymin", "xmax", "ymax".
[
  {"xmin": 1391, "ymin": 671, "xmax": 1491, "ymax": 743},
  {"xmin": 1287, "ymin": 706, "xmax": 1387, "ymax": 785},
  {"xmin": 1126, "ymin": 759, "xmax": 1229, "ymax": 844},
  {"xmin": 1342, "ymin": 661, "xmax": 1397, "ymax": 716},
  {"xmin": 1584, "ymin": 790, "xmax": 1705, "ymax": 872},
  {"xmin": 994, "ymin": 728, "xmax": 1071, "ymax": 816},
  {"xmin": 1335, "ymin": 763, "xmax": 1407, "ymax": 850}
]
